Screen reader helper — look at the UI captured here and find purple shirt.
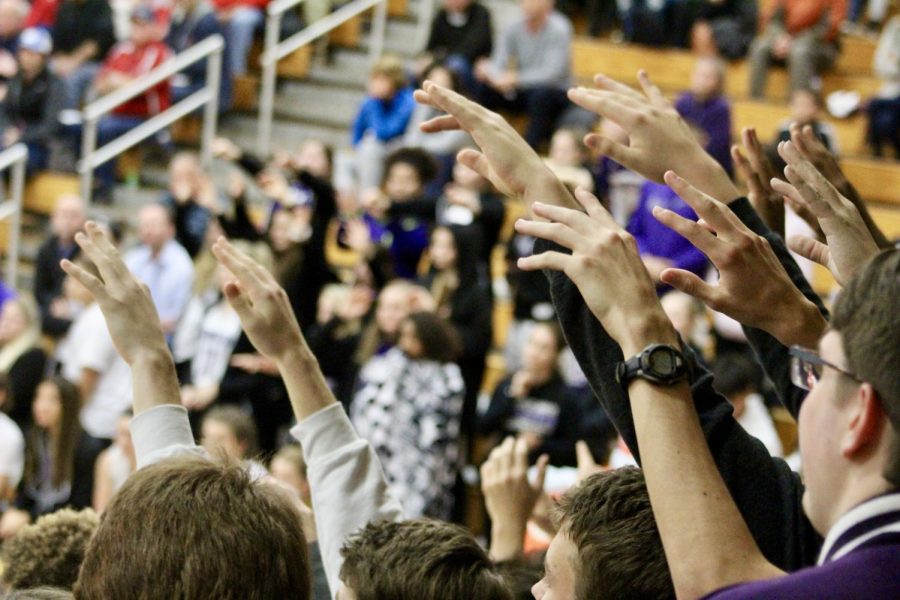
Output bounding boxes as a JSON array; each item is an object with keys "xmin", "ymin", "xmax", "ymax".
[
  {"xmin": 627, "ymin": 182, "xmax": 708, "ymax": 280},
  {"xmin": 675, "ymin": 92, "xmax": 733, "ymax": 176}
]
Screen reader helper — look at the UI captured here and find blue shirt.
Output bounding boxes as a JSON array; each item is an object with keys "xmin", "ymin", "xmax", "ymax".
[
  {"xmin": 351, "ymin": 87, "xmax": 416, "ymax": 145},
  {"xmin": 124, "ymin": 239, "xmax": 194, "ymax": 326}
]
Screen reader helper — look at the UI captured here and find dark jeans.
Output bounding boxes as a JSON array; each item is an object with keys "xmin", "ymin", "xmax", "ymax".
[
  {"xmin": 868, "ymin": 96, "xmax": 900, "ymax": 157},
  {"xmin": 475, "ymin": 83, "xmax": 570, "ymax": 149},
  {"xmin": 95, "ymin": 114, "xmax": 146, "ymax": 189}
]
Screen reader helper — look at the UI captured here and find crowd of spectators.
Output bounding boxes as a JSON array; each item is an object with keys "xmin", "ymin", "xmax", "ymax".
[{"xmin": 0, "ymin": 0, "xmax": 898, "ymax": 598}]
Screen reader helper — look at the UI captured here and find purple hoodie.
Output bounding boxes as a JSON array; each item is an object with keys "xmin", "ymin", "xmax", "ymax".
[{"xmin": 675, "ymin": 92, "xmax": 733, "ymax": 176}]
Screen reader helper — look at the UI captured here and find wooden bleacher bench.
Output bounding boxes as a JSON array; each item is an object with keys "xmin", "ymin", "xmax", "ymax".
[
  {"xmin": 330, "ymin": 15, "xmax": 361, "ymax": 47},
  {"xmin": 836, "ymin": 36, "xmax": 876, "ymax": 75},
  {"xmin": 841, "ymin": 157, "xmax": 900, "ymax": 206},
  {"xmin": 24, "ymin": 172, "xmax": 80, "ymax": 215},
  {"xmin": 232, "ymin": 74, "xmax": 260, "ymax": 111}
]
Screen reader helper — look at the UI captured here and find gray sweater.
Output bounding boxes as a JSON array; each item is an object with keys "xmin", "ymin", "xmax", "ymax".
[{"xmin": 491, "ymin": 11, "xmax": 572, "ymax": 90}]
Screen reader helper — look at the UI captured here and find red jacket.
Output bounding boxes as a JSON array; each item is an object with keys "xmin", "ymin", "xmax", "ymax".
[
  {"xmin": 98, "ymin": 40, "xmax": 172, "ymax": 118},
  {"xmin": 24, "ymin": 0, "xmax": 60, "ymax": 29},
  {"xmin": 212, "ymin": 0, "xmax": 269, "ymax": 11},
  {"xmin": 764, "ymin": 0, "xmax": 848, "ymax": 42}
]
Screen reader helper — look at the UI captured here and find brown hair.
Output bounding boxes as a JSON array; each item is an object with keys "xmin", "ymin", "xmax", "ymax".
[
  {"xmin": 74, "ymin": 455, "xmax": 309, "ymax": 600},
  {"xmin": 25, "ymin": 377, "xmax": 83, "ymax": 490},
  {"xmin": 0, "ymin": 508, "xmax": 98, "ymax": 591},
  {"xmin": 202, "ymin": 405, "xmax": 259, "ymax": 458},
  {"xmin": 403, "ymin": 311, "xmax": 462, "ymax": 363},
  {"xmin": 340, "ymin": 519, "xmax": 512, "ymax": 600},
  {"xmin": 370, "ymin": 54, "xmax": 407, "ymax": 91},
  {"xmin": 271, "ymin": 444, "xmax": 306, "ymax": 479},
  {"xmin": 554, "ymin": 467, "xmax": 674, "ymax": 600},
  {"xmin": 830, "ymin": 248, "xmax": 900, "ymax": 485}
]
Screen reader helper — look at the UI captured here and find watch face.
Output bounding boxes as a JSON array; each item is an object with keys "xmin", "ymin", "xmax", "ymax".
[{"xmin": 648, "ymin": 347, "xmax": 677, "ymax": 376}]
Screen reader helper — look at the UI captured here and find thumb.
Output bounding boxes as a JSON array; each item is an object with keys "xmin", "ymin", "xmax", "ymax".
[
  {"xmin": 788, "ymin": 235, "xmax": 831, "ymax": 268},
  {"xmin": 532, "ymin": 454, "xmax": 549, "ymax": 493},
  {"xmin": 659, "ymin": 268, "xmax": 716, "ymax": 304},
  {"xmin": 587, "ymin": 134, "xmax": 639, "ymax": 173},
  {"xmin": 457, "ymin": 149, "xmax": 494, "ymax": 186},
  {"xmin": 223, "ymin": 281, "xmax": 254, "ymax": 319}
]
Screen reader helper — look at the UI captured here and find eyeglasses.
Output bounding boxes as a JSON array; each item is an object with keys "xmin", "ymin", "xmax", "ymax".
[{"xmin": 789, "ymin": 345, "xmax": 865, "ymax": 391}]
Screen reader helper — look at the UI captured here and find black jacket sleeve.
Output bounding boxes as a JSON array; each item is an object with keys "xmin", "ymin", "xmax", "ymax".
[{"xmin": 542, "ymin": 237, "xmax": 821, "ymax": 572}]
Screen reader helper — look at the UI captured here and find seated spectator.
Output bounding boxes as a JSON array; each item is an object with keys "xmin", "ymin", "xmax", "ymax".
[
  {"xmin": 213, "ymin": 0, "xmax": 267, "ymax": 77},
  {"xmin": 544, "ymin": 127, "xmax": 594, "ymax": 192},
  {"xmin": 479, "ymin": 321, "xmax": 581, "ymax": 466},
  {"xmin": 0, "ymin": 0, "xmax": 28, "ymax": 84},
  {"xmin": 2, "ymin": 27, "xmax": 63, "ymax": 173},
  {"xmin": 124, "ymin": 203, "xmax": 194, "ymax": 337},
  {"xmin": 90, "ymin": 410, "xmax": 133, "ymax": 513},
  {"xmin": 351, "ymin": 311, "xmax": 464, "ymax": 519},
  {"xmin": 24, "ymin": 0, "xmax": 60, "ymax": 30},
  {"xmin": 0, "ymin": 297, "xmax": 48, "ymax": 431},
  {"xmin": 627, "ymin": 180, "xmax": 709, "ymax": 287},
  {"xmin": 351, "ymin": 54, "xmax": 415, "ymax": 190},
  {"xmin": 675, "ymin": 57, "xmax": 733, "ymax": 175},
  {"xmin": 269, "ymin": 443, "xmax": 310, "ymax": 505},
  {"xmin": 691, "ymin": 0, "xmax": 757, "ymax": 59},
  {"xmin": 33, "ymin": 194, "xmax": 84, "ymax": 339},
  {"xmin": 711, "ymin": 353, "xmax": 783, "ymax": 457},
  {"xmin": 474, "ymin": 0, "xmax": 571, "ymax": 148},
  {"xmin": 866, "ymin": 15, "xmax": 900, "ymax": 157},
  {"xmin": 0, "ymin": 378, "xmax": 95, "ymax": 538},
  {"xmin": 200, "ymin": 406, "xmax": 267, "ymax": 477},
  {"xmin": 774, "ymin": 87, "xmax": 839, "ymax": 153},
  {"xmin": 160, "ymin": 152, "xmax": 215, "ymax": 258},
  {"xmin": 50, "ymin": 0, "xmax": 116, "ymax": 109},
  {"xmin": 748, "ymin": 0, "xmax": 846, "ymax": 98},
  {"xmin": 166, "ymin": 0, "xmax": 232, "ymax": 111},
  {"xmin": 0, "ymin": 375, "xmax": 24, "ymax": 514},
  {"xmin": 422, "ymin": 0, "xmax": 493, "ymax": 91},
  {"xmin": 0, "ymin": 508, "xmax": 98, "ymax": 591},
  {"xmin": 91, "ymin": 6, "xmax": 171, "ymax": 194}
]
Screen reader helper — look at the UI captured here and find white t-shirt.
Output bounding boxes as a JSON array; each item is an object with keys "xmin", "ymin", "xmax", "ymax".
[
  {"xmin": 0, "ymin": 411, "xmax": 24, "ymax": 492},
  {"xmin": 737, "ymin": 393, "xmax": 784, "ymax": 458},
  {"xmin": 58, "ymin": 303, "xmax": 134, "ymax": 439}
]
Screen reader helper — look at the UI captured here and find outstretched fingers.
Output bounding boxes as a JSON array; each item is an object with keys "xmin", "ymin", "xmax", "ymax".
[
  {"xmin": 664, "ymin": 170, "xmax": 741, "ymax": 235},
  {"xmin": 516, "ymin": 250, "xmax": 571, "ymax": 273},
  {"xmin": 212, "ymin": 237, "xmax": 272, "ymax": 298}
]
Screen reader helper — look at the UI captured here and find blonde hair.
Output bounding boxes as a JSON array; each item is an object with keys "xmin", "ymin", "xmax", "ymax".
[{"xmin": 370, "ymin": 54, "xmax": 407, "ymax": 91}]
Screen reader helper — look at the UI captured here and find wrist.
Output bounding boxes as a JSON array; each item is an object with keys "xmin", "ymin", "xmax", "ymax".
[
  {"xmin": 770, "ymin": 298, "xmax": 827, "ymax": 348},
  {"xmin": 617, "ymin": 313, "xmax": 680, "ymax": 358}
]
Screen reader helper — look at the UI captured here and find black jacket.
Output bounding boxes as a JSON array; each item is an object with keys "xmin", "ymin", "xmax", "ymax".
[{"xmin": 3, "ymin": 67, "xmax": 64, "ymax": 145}]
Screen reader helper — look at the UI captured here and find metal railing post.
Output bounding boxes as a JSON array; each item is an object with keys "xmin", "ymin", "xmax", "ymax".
[
  {"xmin": 369, "ymin": 0, "xmax": 387, "ymax": 65},
  {"xmin": 415, "ymin": 0, "xmax": 435, "ymax": 52},
  {"xmin": 5, "ymin": 148, "xmax": 24, "ymax": 286},
  {"xmin": 80, "ymin": 117, "xmax": 98, "ymax": 205},
  {"xmin": 201, "ymin": 45, "xmax": 223, "ymax": 169},
  {"xmin": 258, "ymin": 9, "xmax": 283, "ymax": 156}
]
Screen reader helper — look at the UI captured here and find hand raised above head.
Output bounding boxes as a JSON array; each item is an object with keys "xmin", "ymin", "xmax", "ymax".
[
  {"xmin": 61, "ymin": 221, "xmax": 166, "ymax": 365},
  {"xmin": 732, "ymin": 127, "xmax": 785, "ymax": 238},
  {"xmin": 653, "ymin": 171, "xmax": 827, "ymax": 348}
]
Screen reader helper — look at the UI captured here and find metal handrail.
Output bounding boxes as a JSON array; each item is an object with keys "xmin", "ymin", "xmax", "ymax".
[
  {"xmin": 78, "ymin": 34, "xmax": 225, "ymax": 204},
  {"xmin": 256, "ymin": 0, "xmax": 388, "ymax": 155},
  {"xmin": 0, "ymin": 144, "xmax": 27, "ymax": 287}
]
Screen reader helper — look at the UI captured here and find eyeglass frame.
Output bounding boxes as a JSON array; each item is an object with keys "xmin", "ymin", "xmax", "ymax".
[{"xmin": 789, "ymin": 345, "xmax": 865, "ymax": 392}]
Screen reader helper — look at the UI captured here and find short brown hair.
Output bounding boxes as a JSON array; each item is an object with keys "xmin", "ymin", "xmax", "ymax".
[
  {"xmin": 0, "ymin": 509, "xmax": 98, "ymax": 591},
  {"xmin": 404, "ymin": 311, "xmax": 463, "ymax": 363},
  {"xmin": 340, "ymin": 519, "xmax": 512, "ymax": 600},
  {"xmin": 555, "ymin": 467, "xmax": 674, "ymax": 600},
  {"xmin": 370, "ymin": 54, "xmax": 406, "ymax": 91},
  {"xmin": 74, "ymin": 455, "xmax": 309, "ymax": 599},
  {"xmin": 831, "ymin": 248, "xmax": 900, "ymax": 485},
  {"xmin": 203, "ymin": 405, "xmax": 259, "ymax": 457}
]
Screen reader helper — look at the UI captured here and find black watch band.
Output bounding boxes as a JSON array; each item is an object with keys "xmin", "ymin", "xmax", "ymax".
[{"xmin": 616, "ymin": 343, "xmax": 690, "ymax": 387}]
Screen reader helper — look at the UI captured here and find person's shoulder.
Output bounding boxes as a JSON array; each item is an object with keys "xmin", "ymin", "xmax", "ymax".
[
  {"xmin": 164, "ymin": 239, "xmax": 194, "ymax": 266},
  {"xmin": 0, "ymin": 412, "xmax": 24, "ymax": 446},
  {"xmin": 548, "ymin": 11, "xmax": 573, "ymax": 34}
]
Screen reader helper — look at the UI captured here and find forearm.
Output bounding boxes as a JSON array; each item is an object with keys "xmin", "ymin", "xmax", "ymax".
[
  {"xmin": 131, "ymin": 347, "xmax": 182, "ymax": 415},
  {"xmin": 276, "ymin": 343, "xmax": 338, "ymax": 421}
]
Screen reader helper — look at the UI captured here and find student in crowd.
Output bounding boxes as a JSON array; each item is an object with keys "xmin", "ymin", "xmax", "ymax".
[
  {"xmin": 50, "ymin": 0, "xmax": 116, "ymax": 109},
  {"xmin": 2, "ymin": 27, "xmax": 63, "ymax": 173},
  {"xmin": 544, "ymin": 127, "xmax": 594, "ymax": 192},
  {"xmin": 0, "ymin": 374, "xmax": 25, "ymax": 515},
  {"xmin": 479, "ymin": 321, "xmax": 582, "ymax": 466},
  {"xmin": 867, "ymin": 15, "xmax": 900, "ymax": 158},
  {"xmin": 0, "ymin": 296, "xmax": 48, "ymax": 431},
  {"xmin": 123, "ymin": 203, "xmax": 194, "ymax": 337},
  {"xmin": 774, "ymin": 88, "xmax": 839, "ymax": 154},
  {"xmin": 166, "ymin": 0, "xmax": 232, "ymax": 111},
  {"xmin": 351, "ymin": 311, "xmax": 464, "ymax": 520},
  {"xmin": 422, "ymin": 0, "xmax": 493, "ymax": 91},
  {"xmin": 0, "ymin": 508, "xmax": 98, "ymax": 592},
  {"xmin": 0, "ymin": 378, "xmax": 95, "ymax": 538},
  {"xmin": 90, "ymin": 410, "xmax": 134, "ymax": 513},
  {"xmin": 675, "ymin": 57, "xmax": 733, "ymax": 175},
  {"xmin": 200, "ymin": 406, "xmax": 268, "ymax": 478},
  {"xmin": 213, "ymin": 0, "xmax": 267, "ymax": 77},
  {"xmin": 474, "ymin": 0, "xmax": 571, "ymax": 148},
  {"xmin": 747, "ymin": 0, "xmax": 846, "ymax": 98},
  {"xmin": 351, "ymin": 55, "xmax": 416, "ymax": 190},
  {"xmin": 33, "ymin": 194, "xmax": 85, "ymax": 339},
  {"xmin": 160, "ymin": 152, "xmax": 216, "ymax": 259},
  {"xmin": 690, "ymin": 0, "xmax": 757, "ymax": 59}
]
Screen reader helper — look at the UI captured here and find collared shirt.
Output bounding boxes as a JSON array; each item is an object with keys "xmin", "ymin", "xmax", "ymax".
[
  {"xmin": 124, "ymin": 239, "xmax": 194, "ymax": 326},
  {"xmin": 817, "ymin": 489, "xmax": 900, "ymax": 565}
]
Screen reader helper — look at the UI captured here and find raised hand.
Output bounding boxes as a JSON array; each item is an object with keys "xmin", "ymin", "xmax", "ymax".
[
  {"xmin": 569, "ymin": 72, "xmax": 739, "ymax": 205},
  {"xmin": 770, "ymin": 141, "xmax": 881, "ymax": 286},
  {"xmin": 515, "ymin": 187, "xmax": 677, "ymax": 356},
  {"xmin": 211, "ymin": 237, "xmax": 305, "ymax": 365},
  {"xmin": 652, "ymin": 171, "xmax": 827, "ymax": 348},
  {"xmin": 415, "ymin": 80, "xmax": 574, "ymax": 210},
  {"xmin": 732, "ymin": 127, "xmax": 785, "ymax": 238},
  {"xmin": 480, "ymin": 436, "xmax": 549, "ymax": 562}
]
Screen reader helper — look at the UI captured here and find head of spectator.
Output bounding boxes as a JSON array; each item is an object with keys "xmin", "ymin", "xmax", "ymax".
[
  {"xmin": 356, "ymin": 280, "xmax": 420, "ymax": 363},
  {"xmin": 429, "ymin": 225, "xmax": 459, "ymax": 273},
  {"xmin": 711, "ymin": 353, "xmax": 763, "ymax": 419},
  {"xmin": 0, "ymin": 0, "xmax": 27, "ymax": 41},
  {"xmin": 16, "ymin": 27, "xmax": 50, "ymax": 81},
  {"xmin": 451, "ymin": 160, "xmax": 489, "ymax": 192},
  {"xmin": 74, "ymin": 455, "xmax": 310, "ymax": 599},
  {"xmin": 338, "ymin": 518, "xmax": 512, "ymax": 600},
  {"xmin": 368, "ymin": 54, "xmax": 406, "ymax": 101},
  {"xmin": 135, "ymin": 203, "xmax": 176, "ymax": 256},
  {"xmin": 398, "ymin": 311, "xmax": 462, "ymax": 363},
  {"xmin": 789, "ymin": 88, "xmax": 825, "ymax": 127},
  {"xmin": 128, "ymin": 6, "xmax": 161, "ymax": 46},
  {"xmin": 267, "ymin": 208, "xmax": 300, "ymax": 254},
  {"xmin": 688, "ymin": 57, "xmax": 725, "ymax": 102},
  {"xmin": 442, "ymin": 0, "xmax": 474, "ymax": 15},
  {"xmin": 270, "ymin": 444, "xmax": 310, "ymax": 506},
  {"xmin": 422, "ymin": 61, "xmax": 461, "ymax": 92},
  {"xmin": 167, "ymin": 152, "xmax": 203, "ymax": 204},
  {"xmin": 520, "ymin": 0, "xmax": 554, "ymax": 28},
  {"xmin": 0, "ymin": 295, "xmax": 40, "ymax": 373},
  {"xmin": 61, "ymin": 257, "xmax": 99, "ymax": 310},
  {"xmin": 25, "ymin": 378, "xmax": 82, "ymax": 491},
  {"xmin": 292, "ymin": 139, "xmax": 333, "ymax": 180},
  {"xmin": 383, "ymin": 147, "xmax": 437, "ymax": 203},
  {"xmin": 0, "ymin": 508, "xmax": 98, "ymax": 591},
  {"xmin": 521, "ymin": 321, "xmax": 565, "ymax": 382},
  {"xmin": 532, "ymin": 467, "xmax": 673, "ymax": 599},
  {"xmin": 50, "ymin": 195, "xmax": 85, "ymax": 248},
  {"xmin": 799, "ymin": 249, "xmax": 900, "ymax": 535},
  {"xmin": 201, "ymin": 405, "xmax": 259, "ymax": 461},
  {"xmin": 111, "ymin": 409, "xmax": 134, "ymax": 462},
  {"xmin": 548, "ymin": 128, "xmax": 588, "ymax": 169}
]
